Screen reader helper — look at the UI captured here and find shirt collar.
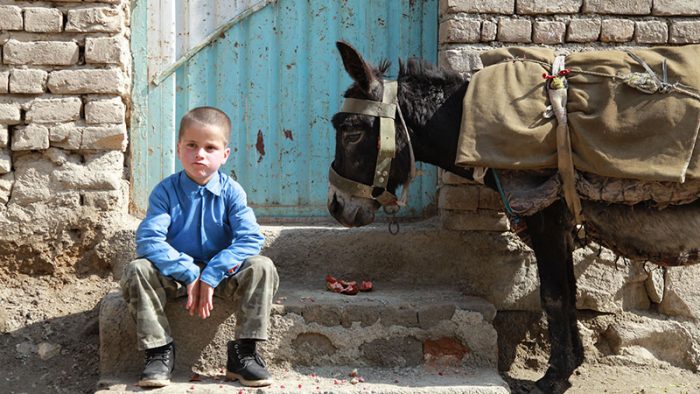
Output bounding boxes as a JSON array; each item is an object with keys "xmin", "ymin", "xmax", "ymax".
[{"xmin": 179, "ymin": 171, "xmax": 222, "ymax": 197}]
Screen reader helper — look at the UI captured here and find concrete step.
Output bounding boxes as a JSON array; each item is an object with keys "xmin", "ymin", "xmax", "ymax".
[
  {"xmin": 99, "ymin": 286, "xmax": 500, "ymax": 386},
  {"xmin": 259, "ymin": 219, "xmax": 532, "ymax": 290},
  {"xmin": 96, "ymin": 365, "xmax": 510, "ymax": 393},
  {"xmin": 110, "ymin": 219, "xmax": 537, "ymax": 312}
]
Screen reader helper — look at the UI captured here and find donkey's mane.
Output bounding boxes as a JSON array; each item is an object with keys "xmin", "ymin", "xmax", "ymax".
[
  {"xmin": 395, "ymin": 58, "xmax": 467, "ymax": 128},
  {"xmin": 399, "ymin": 58, "xmax": 464, "ymax": 85}
]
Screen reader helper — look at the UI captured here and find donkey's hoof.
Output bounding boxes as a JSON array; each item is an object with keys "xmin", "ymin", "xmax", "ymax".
[{"xmin": 533, "ymin": 376, "xmax": 572, "ymax": 394}]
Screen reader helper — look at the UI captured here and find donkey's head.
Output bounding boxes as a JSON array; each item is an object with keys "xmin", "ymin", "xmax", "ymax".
[{"xmin": 327, "ymin": 41, "xmax": 414, "ymax": 227}]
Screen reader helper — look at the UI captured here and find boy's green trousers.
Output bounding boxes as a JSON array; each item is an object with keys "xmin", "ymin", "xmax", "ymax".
[{"xmin": 120, "ymin": 256, "xmax": 279, "ymax": 350}]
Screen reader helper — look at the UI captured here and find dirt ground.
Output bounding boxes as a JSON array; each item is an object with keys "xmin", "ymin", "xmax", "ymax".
[{"xmin": 3, "ymin": 273, "xmax": 700, "ymax": 394}]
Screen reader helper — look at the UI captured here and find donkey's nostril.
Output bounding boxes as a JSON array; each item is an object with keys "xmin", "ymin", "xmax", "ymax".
[{"xmin": 329, "ymin": 193, "xmax": 342, "ymax": 215}]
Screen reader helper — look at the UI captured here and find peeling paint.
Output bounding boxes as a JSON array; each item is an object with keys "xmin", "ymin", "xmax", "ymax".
[
  {"xmin": 283, "ymin": 129, "xmax": 294, "ymax": 141},
  {"xmin": 256, "ymin": 130, "xmax": 265, "ymax": 163}
]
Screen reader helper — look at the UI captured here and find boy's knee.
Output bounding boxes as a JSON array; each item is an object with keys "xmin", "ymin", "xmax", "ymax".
[
  {"xmin": 244, "ymin": 255, "xmax": 276, "ymax": 275},
  {"xmin": 122, "ymin": 258, "xmax": 154, "ymax": 281}
]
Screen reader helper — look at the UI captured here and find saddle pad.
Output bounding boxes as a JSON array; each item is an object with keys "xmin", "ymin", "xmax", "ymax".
[{"xmin": 456, "ymin": 45, "xmax": 700, "ymax": 182}]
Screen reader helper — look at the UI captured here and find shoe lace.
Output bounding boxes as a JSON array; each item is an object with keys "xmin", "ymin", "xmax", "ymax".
[
  {"xmin": 234, "ymin": 343, "xmax": 267, "ymax": 368},
  {"xmin": 145, "ymin": 346, "xmax": 172, "ymax": 365}
]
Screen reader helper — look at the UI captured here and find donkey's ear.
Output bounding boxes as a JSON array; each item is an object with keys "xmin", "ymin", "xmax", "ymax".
[{"xmin": 336, "ymin": 41, "xmax": 379, "ymax": 93}]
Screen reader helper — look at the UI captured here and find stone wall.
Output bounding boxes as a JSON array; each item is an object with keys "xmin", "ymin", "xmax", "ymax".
[
  {"xmin": 438, "ymin": 0, "xmax": 700, "ymax": 368},
  {"xmin": 0, "ymin": 1, "xmax": 134, "ymax": 275}
]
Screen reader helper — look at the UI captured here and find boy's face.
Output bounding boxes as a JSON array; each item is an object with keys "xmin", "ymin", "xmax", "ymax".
[{"xmin": 177, "ymin": 124, "xmax": 231, "ymax": 185}]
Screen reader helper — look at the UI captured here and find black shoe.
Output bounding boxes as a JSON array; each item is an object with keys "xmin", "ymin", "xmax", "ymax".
[
  {"xmin": 139, "ymin": 342, "xmax": 175, "ymax": 387},
  {"xmin": 226, "ymin": 339, "xmax": 273, "ymax": 387}
]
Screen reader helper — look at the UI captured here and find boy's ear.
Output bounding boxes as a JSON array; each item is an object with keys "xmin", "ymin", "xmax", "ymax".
[{"xmin": 222, "ymin": 146, "xmax": 231, "ymax": 162}]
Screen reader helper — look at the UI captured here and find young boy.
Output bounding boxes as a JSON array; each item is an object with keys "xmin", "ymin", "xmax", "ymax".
[{"xmin": 120, "ymin": 106, "xmax": 279, "ymax": 388}]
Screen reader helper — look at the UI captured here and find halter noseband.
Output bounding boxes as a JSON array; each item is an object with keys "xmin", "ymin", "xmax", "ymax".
[{"xmin": 329, "ymin": 79, "xmax": 417, "ymax": 212}]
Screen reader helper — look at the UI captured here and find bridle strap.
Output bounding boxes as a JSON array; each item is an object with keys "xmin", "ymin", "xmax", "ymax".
[
  {"xmin": 329, "ymin": 166, "xmax": 399, "ymax": 205},
  {"xmin": 395, "ymin": 104, "xmax": 416, "ymax": 207},
  {"xmin": 373, "ymin": 81, "xmax": 398, "ymax": 190},
  {"xmin": 330, "ymin": 79, "xmax": 417, "ymax": 209},
  {"xmin": 341, "ymin": 98, "xmax": 396, "ymax": 118}
]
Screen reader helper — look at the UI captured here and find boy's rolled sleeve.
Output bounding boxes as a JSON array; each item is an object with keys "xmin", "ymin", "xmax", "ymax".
[
  {"xmin": 200, "ymin": 187, "xmax": 264, "ymax": 288},
  {"xmin": 136, "ymin": 185, "xmax": 201, "ymax": 285}
]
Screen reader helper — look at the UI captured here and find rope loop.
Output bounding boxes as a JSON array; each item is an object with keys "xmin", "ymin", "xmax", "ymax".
[{"xmin": 388, "ymin": 215, "xmax": 400, "ymax": 235}]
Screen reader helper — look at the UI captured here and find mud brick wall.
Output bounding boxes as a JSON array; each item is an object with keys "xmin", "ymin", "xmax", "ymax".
[
  {"xmin": 0, "ymin": 1, "xmax": 133, "ymax": 275},
  {"xmin": 437, "ymin": 0, "xmax": 700, "ymax": 231}
]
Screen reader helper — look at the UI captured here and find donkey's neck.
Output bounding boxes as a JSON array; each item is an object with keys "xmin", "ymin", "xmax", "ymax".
[{"xmin": 399, "ymin": 77, "xmax": 473, "ymax": 180}]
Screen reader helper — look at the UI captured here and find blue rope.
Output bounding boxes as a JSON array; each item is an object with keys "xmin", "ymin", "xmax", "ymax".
[{"xmin": 491, "ymin": 169, "xmax": 517, "ymax": 220}]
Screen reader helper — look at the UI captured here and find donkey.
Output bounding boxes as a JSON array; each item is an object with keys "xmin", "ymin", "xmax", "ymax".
[{"xmin": 326, "ymin": 41, "xmax": 700, "ymax": 393}]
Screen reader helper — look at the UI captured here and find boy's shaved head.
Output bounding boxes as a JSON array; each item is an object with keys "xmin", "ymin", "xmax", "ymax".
[{"xmin": 179, "ymin": 106, "xmax": 231, "ymax": 144}]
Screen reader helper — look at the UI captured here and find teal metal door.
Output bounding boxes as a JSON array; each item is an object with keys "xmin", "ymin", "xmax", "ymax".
[{"xmin": 131, "ymin": 0, "xmax": 438, "ymax": 217}]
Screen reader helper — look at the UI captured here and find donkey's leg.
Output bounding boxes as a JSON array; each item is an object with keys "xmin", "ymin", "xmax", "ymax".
[
  {"xmin": 565, "ymin": 242, "xmax": 584, "ymax": 368},
  {"xmin": 525, "ymin": 200, "xmax": 579, "ymax": 393}
]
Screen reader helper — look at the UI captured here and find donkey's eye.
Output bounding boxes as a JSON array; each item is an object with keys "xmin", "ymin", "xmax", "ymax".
[{"xmin": 342, "ymin": 131, "xmax": 363, "ymax": 144}]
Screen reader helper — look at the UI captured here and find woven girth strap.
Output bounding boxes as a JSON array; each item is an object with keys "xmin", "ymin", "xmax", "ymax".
[{"xmin": 549, "ymin": 55, "xmax": 584, "ymax": 225}]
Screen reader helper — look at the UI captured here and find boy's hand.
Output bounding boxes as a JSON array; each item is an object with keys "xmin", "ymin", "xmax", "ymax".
[
  {"xmin": 197, "ymin": 282, "xmax": 215, "ymax": 319},
  {"xmin": 186, "ymin": 278, "xmax": 201, "ymax": 316}
]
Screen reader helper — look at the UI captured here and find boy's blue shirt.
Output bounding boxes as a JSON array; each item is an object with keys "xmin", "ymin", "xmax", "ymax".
[{"xmin": 135, "ymin": 170, "xmax": 265, "ymax": 288}]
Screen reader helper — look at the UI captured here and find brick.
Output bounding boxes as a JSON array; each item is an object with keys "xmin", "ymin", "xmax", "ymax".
[
  {"xmin": 438, "ymin": 185, "xmax": 479, "ymax": 211},
  {"xmin": 48, "ymin": 69, "xmax": 128, "ymax": 95},
  {"xmin": 478, "ymin": 187, "xmax": 504, "ymax": 210},
  {"xmin": 85, "ymin": 36, "xmax": 129, "ymax": 65},
  {"xmin": 517, "ymin": 0, "xmax": 581, "ymax": 14},
  {"xmin": 498, "ymin": 18, "xmax": 532, "ymax": 43},
  {"xmin": 381, "ymin": 306, "xmax": 419, "ymax": 327},
  {"xmin": 361, "ymin": 337, "xmax": 423, "ymax": 367},
  {"xmin": 423, "ymin": 337, "xmax": 469, "ymax": 364},
  {"xmin": 26, "ymin": 97, "xmax": 82, "ymax": 123},
  {"xmin": 0, "ymin": 148, "xmax": 10, "ymax": 174},
  {"xmin": 302, "ymin": 305, "xmax": 341, "ymax": 326},
  {"xmin": 601, "ymin": 19, "xmax": 635, "ymax": 42},
  {"xmin": 653, "ymin": 0, "xmax": 700, "ymax": 16},
  {"xmin": 12, "ymin": 124, "xmax": 50, "ymax": 151},
  {"xmin": 670, "ymin": 21, "xmax": 700, "ymax": 44},
  {"xmin": 439, "ymin": 49, "xmax": 483, "ymax": 73},
  {"xmin": 85, "ymin": 97, "xmax": 125, "ymax": 124},
  {"xmin": 0, "ymin": 103, "xmax": 21, "ymax": 125},
  {"xmin": 65, "ymin": 6, "xmax": 122, "ymax": 33},
  {"xmin": 83, "ymin": 190, "xmax": 122, "ymax": 211},
  {"xmin": 52, "ymin": 168, "xmax": 121, "ymax": 191},
  {"xmin": 481, "ymin": 20, "xmax": 497, "ymax": 42},
  {"xmin": 0, "ymin": 6, "xmax": 23, "ymax": 30},
  {"xmin": 440, "ymin": 18, "xmax": 481, "ymax": 43},
  {"xmin": 582, "ymin": 0, "xmax": 652, "ymax": 15},
  {"xmin": 341, "ymin": 305, "xmax": 380, "ymax": 327},
  {"xmin": 533, "ymin": 21, "xmax": 566, "ymax": 44},
  {"xmin": 3, "ymin": 40, "xmax": 79, "ymax": 66},
  {"xmin": 24, "ymin": 8, "xmax": 63, "ymax": 33},
  {"xmin": 0, "ymin": 125, "xmax": 7, "ymax": 148},
  {"xmin": 0, "ymin": 173, "xmax": 13, "ymax": 204},
  {"xmin": 634, "ymin": 21, "xmax": 668, "ymax": 44},
  {"xmin": 84, "ymin": 150, "xmax": 124, "ymax": 172},
  {"xmin": 417, "ymin": 304, "xmax": 455, "ymax": 329},
  {"xmin": 442, "ymin": 0, "xmax": 514, "ymax": 14},
  {"xmin": 81, "ymin": 123, "xmax": 127, "ymax": 151},
  {"xmin": 567, "ymin": 19, "xmax": 601, "ymax": 42},
  {"xmin": 0, "ymin": 72, "xmax": 8, "ymax": 94},
  {"xmin": 9, "ymin": 69, "xmax": 48, "ymax": 94},
  {"xmin": 50, "ymin": 123, "xmax": 83, "ymax": 150},
  {"xmin": 440, "ymin": 209, "xmax": 509, "ymax": 231},
  {"xmin": 441, "ymin": 170, "xmax": 474, "ymax": 185}
]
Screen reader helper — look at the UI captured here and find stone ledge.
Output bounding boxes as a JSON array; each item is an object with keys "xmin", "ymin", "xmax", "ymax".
[
  {"xmin": 97, "ymin": 365, "xmax": 510, "ymax": 393},
  {"xmin": 99, "ymin": 287, "xmax": 499, "ymax": 379}
]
